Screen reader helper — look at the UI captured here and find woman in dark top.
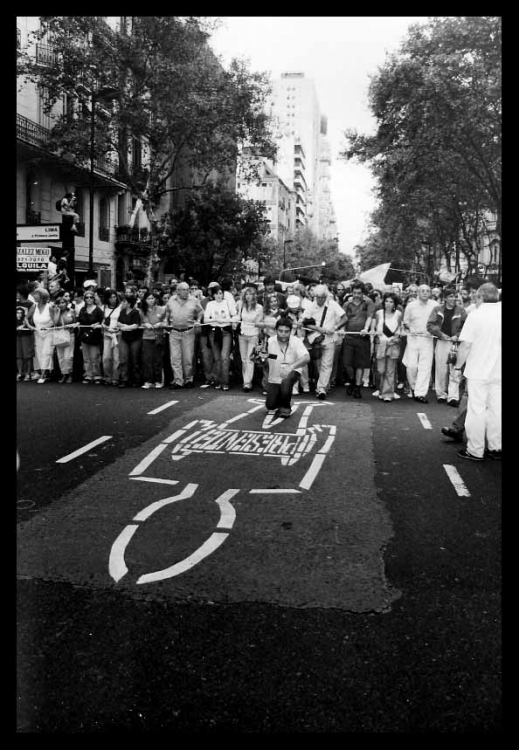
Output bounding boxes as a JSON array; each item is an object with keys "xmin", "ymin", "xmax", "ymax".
[
  {"xmin": 117, "ymin": 286, "xmax": 143, "ymax": 388},
  {"xmin": 78, "ymin": 290, "xmax": 104, "ymax": 384}
]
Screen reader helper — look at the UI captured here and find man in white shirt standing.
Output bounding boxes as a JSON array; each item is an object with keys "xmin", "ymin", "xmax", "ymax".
[
  {"xmin": 454, "ymin": 283, "xmax": 501, "ymax": 461},
  {"xmin": 302, "ymin": 284, "xmax": 347, "ymax": 400},
  {"xmin": 402, "ymin": 284, "xmax": 438, "ymax": 403}
]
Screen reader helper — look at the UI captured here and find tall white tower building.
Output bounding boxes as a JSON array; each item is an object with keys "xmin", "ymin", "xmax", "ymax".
[{"xmin": 269, "ymin": 72, "xmax": 336, "ymax": 240}]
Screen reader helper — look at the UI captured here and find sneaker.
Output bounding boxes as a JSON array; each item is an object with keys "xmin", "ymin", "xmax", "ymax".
[
  {"xmin": 65, "ymin": 375, "xmax": 73, "ymax": 384},
  {"xmin": 302, "ymin": 387, "xmax": 310, "ymax": 393},
  {"xmin": 94, "ymin": 379, "xmax": 103, "ymax": 385},
  {"xmin": 485, "ymin": 449, "xmax": 502, "ymax": 460},
  {"xmin": 155, "ymin": 383, "xmax": 164, "ymax": 389},
  {"xmin": 243, "ymin": 385, "xmax": 252, "ymax": 392},
  {"xmin": 396, "ymin": 382, "xmax": 404, "ymax": 390},
  {"xmin": 383, "ymin": 397, "xmax": 392, "ymax": 402},
  {"xmin": 141, "ymin": 382, "xmax": 153, "ymax": 389},
  {"xmin": 353, "ymin": 386, "xmax": 362, "ymax": 399},
  {"xmin": 24, "ymin": 374, "xmax": 32, "ymax": 382},
  {"xmin": 37, "ymin": 377, "xmax": 46, "ymax": 384},
  {"xmin": 58, "ymin": 376, "xmax": 66, "ymax": 384},
  {"xmin": 457, "ymin": 448, "xmax": 483, "ymax": 461},
  {"xmin": 262, "ymin": 390, "xmax": 268, "ymax": 396},
  {"xmin": 317, "ymin": 391, "xmax": 326, "ymax": 400},
  {"xmin": 266, "ymin": 409, "xmax": 277, "ymax": 417},
  {"xmin": 82, "ymin": 379, "xmax": 92, "ymax": 384},
  {"xmin": 292, "ymin": 386, "xmax": 299, "ymax": 395},
  {"xmin": 17, "ymin": 373, "xmax": 24, "ymax": 381},
  {"xmin": 414, "ymin": 395, "xmax": 428, "ymax": 404},
  {"xmin": 222, "ymin": 385, "xmax": 229, "ymax": 391},
  {"xmin": 31, "ymin": 372, "xmax": 40, "ymax": 381},
  {"xmin": 406, "ymin": 390, "xmax": 414, "ymax": 398},
  {"xmin": 372, "ymin": 390, "xmax": 380, "ymax": 397},
  {"xmin": 441, "ymin": 426, "xmax": 463, "ymax": 442}
]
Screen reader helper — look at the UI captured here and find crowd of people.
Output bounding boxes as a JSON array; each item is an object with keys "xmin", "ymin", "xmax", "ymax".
[{"xmin": 16, "ymin": 271, "xmax": 501, "ymax": 460}]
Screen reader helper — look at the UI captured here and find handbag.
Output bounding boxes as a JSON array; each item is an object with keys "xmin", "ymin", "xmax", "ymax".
[
  {"xmin": 303, "ymin": 333, "xmax": 324, "ymax": 360},
  {"xmin": 53, "ymin": 326, "xmax": 70, "ymax": 347}
]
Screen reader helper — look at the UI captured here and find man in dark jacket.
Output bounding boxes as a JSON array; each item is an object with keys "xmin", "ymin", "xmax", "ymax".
[{"xmin": 426, "ymin": 286, "xmax": 467, "ymax": 405}]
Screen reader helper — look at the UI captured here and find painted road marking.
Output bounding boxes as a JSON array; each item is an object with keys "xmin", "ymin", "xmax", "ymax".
[
  {"xmin": 109, "ymin": 486, "xmax": 239, "ymax": 584},
  {"xmin": 56, "ymin": 435, "xmax": 112, "ymax": 464},
  {"xmin": 147, "ymin": 400, "xmax": 179, "ymax": 415},
  {"xmin": 129, "ymin": 477, "xmax": 179, "ymax": 485},
  {"xmin": 129, "ymin": 442, "xmax": 169, "ymax": 476},
  {"xmin": 417, "ymin": 412, "xmax": 432, "ymax": 430},
  {"xmin": 443, "ymin": 465, "xmax": 471, "ymax": 497},
  {"xmin": 249, "ymin": 489, "xmax": 301, "ymax": 494}
]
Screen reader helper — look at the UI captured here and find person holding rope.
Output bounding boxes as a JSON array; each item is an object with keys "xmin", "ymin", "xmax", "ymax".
[
  {"xmin": 302, "ymin": 284, "xmax": 347, "ymax": 400},
  {"xmin": 77, "ymin": 288, "xmax": 104, "ymax": 384},
  {"xmin": 117, "ymin": 286, "xmax": 144, "ymax": 388},
  {"xmin": 402, "ymin": 284, "xmax": 438, "ymax": 404},
  {"xmin": 165, "ymin": 281, "xmax": 204, "ymax": 390},
  {"xmin": 340, "ymin": 281, "xmax": 374, "ymax": 399}
]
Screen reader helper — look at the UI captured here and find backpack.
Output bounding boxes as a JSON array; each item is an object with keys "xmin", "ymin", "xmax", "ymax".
[{"xmin": 55, "ymin": 199, "xmax": 62, "ymax": 212}]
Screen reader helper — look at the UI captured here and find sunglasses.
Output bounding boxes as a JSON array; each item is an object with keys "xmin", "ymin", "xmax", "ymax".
[{"xmin": 84, "ymin": 295, "xmax": 95, "ymax": 299}]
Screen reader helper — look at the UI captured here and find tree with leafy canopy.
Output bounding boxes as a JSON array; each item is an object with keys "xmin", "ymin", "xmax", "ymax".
[
  {"xmin": 17, "ymin": 16, "xmax": 277, "ymax": 283},
  {"xmin": 340, "ymin": 16, "xmax": 501, "ymax": 279},
  {"xmin": 156, "ymin": 181, "xmax": 271, "ymax": 284}
]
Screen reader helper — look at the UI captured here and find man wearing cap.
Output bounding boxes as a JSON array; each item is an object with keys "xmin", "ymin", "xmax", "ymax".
[
  {"xmin": 165, "ymin": 281, "xmax": 204, "ymax": 388},
  {"xmin": 302, "ymin": 284, "xmax": 347, "ymax": 399}
]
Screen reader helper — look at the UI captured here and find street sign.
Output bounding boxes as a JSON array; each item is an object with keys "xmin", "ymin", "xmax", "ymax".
[
  {"xmin": 17, "ymin": 224, "xmax": 60, "ymax": 241},
  {"xmin": 17, "ymin": 246, "xmax": 51, "ymax": 271}
]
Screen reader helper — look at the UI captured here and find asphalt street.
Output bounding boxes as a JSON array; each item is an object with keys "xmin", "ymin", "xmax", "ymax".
[{"xmin": 16, "ymin": 380, "xmax": 501, "ymax": 732}]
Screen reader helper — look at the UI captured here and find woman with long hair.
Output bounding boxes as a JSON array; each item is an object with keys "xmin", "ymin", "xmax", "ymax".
[
  {"xmin": 140, "ymin": 290, "xmax": 166, "ymax": 389},
  {"xmin": 236, "ymin": 285, "xmax": 264, "ymax": 392},
  {"xmin": 204, "ymin": 285, "xmax": 234, "ymax": 390},
  {"xmin": 101, "ymin": 289, "xmax": 122, "ymax": 386},
  {"xmin": 117, "ymin": 286, "xmax": 143, "ymax": 388},
  {"xmin": 370, "ymin": 292, "xmax": 403, "ymax": 402}
]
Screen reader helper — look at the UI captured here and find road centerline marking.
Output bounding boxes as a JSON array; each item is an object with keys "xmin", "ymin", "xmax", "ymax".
[
  {"xmin": 443, "ymin": 464, "xmax": 471, "ymax": 497},
  {"xmin": 147, "ymin": 400, "xmax": 179, "ymax": 415},
  {"xmin": 417, "ymin": 412, "xmax": 432, "ymax": 429},
  {"xmin": 56, "ymin": 435, "xmax": 112, "ymax": 464}
]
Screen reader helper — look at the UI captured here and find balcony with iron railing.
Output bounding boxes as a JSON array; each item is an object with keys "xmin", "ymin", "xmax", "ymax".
[
  {"xmin": 17, "ymin": 113, "xmax": 51, "ymax": 149},
  {"xmin": 35, "ymin": 43, "xmax": 59, "ymax": 67},
  {"xmin": 114, "ymin": 226, "xmax": 151, "ymax": 245}
]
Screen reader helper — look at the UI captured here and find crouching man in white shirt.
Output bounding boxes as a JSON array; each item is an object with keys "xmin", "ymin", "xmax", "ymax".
[{"xmin": 266, "ymin": 316, "xmax": 310, "ymax": 419}]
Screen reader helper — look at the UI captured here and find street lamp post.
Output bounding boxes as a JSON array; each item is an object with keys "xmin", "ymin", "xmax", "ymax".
[
  {"xmin": 88, "ymin": 92, "xmax": 96, "ymax": 274},
  {"xmin": 282, "ymin": 239, "xmax": 294, "ymax": 279}
]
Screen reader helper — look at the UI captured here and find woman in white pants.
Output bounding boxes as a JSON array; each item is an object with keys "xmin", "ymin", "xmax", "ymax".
[
  {"xmin": 28, "ymin": 288, "xmax": 55, "ymax": 383},
  {"xmin": 235, "ymin": 286, "xmax": 264, "ymax": 392}
]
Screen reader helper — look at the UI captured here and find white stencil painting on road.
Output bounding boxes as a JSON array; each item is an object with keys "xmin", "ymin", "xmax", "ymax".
[{"xmin": 110, "ymin": 400, "xmax": 337, "ymax": 584}]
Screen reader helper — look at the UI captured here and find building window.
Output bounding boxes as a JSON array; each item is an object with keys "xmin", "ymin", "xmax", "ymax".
[{"xmin": 99, "ymin": 197, "xmax": 109, "ymax": 241}]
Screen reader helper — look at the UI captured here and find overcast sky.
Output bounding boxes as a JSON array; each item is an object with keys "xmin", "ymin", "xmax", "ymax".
[{"xmin": 208, "ymin": 16, "xmax": 427, "ymax": 258}]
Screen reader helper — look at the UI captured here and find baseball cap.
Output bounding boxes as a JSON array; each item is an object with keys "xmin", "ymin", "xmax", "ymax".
[{"xmin": 286, "ymin": 294, "xmax": 301, "ymax": 309}]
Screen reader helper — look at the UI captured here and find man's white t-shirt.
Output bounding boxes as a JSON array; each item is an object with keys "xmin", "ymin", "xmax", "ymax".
[
  {"xmin": 458, "ymin": 302, "xmax": 501, "ymax": 380},
  {"xmin": 267, "ymin": 335, "xmax": 309, "ymax": 383}
]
